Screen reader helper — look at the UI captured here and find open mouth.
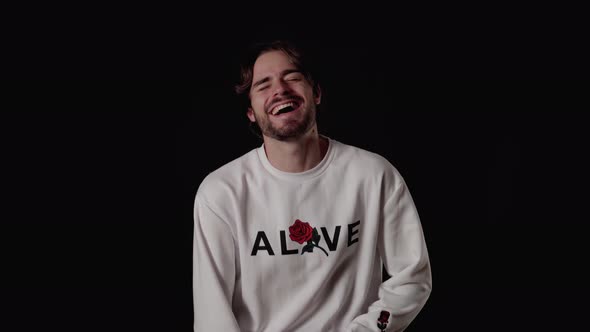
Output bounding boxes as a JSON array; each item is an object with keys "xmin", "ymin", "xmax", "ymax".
[{"xmin": 270, "ymin": 101, "xmax": 301, "ymax": 116}]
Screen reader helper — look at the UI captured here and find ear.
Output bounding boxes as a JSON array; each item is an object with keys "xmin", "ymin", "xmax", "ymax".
[
  {"xmin": 247, "ymin": 107, "xmax": 256, "ymax": 122},
  {"xmin": 314, "ymin": 84, "xmax": 322, "ymax": 105}
]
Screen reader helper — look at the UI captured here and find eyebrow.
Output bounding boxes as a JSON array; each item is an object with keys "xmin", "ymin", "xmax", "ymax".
[{"xmin": 252, "ymin": 69, "xmax": 302, "ymax": 89}]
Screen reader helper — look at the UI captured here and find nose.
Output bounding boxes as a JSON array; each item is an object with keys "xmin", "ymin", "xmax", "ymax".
[{"xmin": 272, "ymin": 79, "xmax": 291, "ymax": 97}]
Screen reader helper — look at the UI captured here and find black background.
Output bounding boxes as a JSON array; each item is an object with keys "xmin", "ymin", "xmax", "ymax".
[{"xmin": 3, "ymin": 6, "xmax": 589, "ymax": 332}]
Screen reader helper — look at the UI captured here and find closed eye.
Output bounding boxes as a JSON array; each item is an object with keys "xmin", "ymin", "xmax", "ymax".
[{"xmin": 284, "ymin": 72, "xmax": 304, "ymax": 81}]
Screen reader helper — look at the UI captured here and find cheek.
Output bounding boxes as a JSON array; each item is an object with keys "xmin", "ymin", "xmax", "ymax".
[
  {"xmin": 250, "ymin": 96, "xmax": 266, "ymax": 111},
  {"xmin": 298, "ymin": 86, "xmax": 315, "ymax": 100}
]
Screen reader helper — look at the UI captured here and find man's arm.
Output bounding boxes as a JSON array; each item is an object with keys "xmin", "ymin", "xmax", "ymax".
[
  {"xmin": 193, "ymin": 196, "xmax": 240, "ymax": 331},
  {"xmin": 348, "ymin": 178, "xmax": 432, "ymax": 332}
]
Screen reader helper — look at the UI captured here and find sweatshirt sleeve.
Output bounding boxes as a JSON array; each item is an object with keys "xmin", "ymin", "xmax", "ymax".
[
  {"xmin": 347, "ymin": 178, "xmax": 432, "ymax": 332},
  {"xmin": 193, "ymin": 196, "xmax": 241, "ymax": 331}
]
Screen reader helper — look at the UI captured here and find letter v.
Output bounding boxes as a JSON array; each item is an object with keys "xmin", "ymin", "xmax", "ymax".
[{"xmin": 320, "ymin": 226, "xmax": 341, "ymax": 251}]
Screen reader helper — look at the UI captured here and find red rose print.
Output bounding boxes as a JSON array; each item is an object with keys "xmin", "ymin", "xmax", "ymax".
[
  {"xmin": 377, "ymin": 310, "xmax": 390, "ymax": 331},
  {"xmin": 378, "ymin": 310, "xmax": 390, "ymax": 324},
  {"xmin": 288, "ymin": 219, "xmax": 313, "ymax": 244},
  {"xmin": 288, "ymin": 219, "xmax": 329, "ymax": 256}
]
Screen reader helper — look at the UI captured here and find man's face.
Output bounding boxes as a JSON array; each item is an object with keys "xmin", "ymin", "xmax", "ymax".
[{"xmin": 247, "ymin": 50, "xmax": 321, "ymax": 141}]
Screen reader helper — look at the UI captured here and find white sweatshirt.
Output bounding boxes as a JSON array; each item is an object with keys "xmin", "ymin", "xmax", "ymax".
[{"xmin": 193, "ymin": 135, "xmax": 432, "ymax": 332}]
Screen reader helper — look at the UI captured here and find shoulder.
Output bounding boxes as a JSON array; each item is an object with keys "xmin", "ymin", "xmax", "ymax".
[
  {"xmin": 195, "ymin": 147, "xmax": 259, "ymax": 205},
  {"xmin": 330, "ymin": 139, "xmax": 407, "ymax": 196},
  {"xmin": 333, "ymin": 139, "xmax": 404, "ymax": 186}
]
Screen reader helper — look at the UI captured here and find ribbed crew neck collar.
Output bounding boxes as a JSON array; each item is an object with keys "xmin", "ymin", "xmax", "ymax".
[{"xmin": 257, "ymin": 135, "xmax": 335, "ymax": 181}]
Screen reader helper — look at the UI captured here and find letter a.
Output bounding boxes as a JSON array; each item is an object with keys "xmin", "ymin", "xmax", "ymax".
[{"xmin": 251, "ymin": 231, "xmax": 275, "ymax": 256}]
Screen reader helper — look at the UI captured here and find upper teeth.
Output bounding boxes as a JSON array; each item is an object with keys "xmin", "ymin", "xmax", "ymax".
[{"xmin": 271, "ymin": 102, "xmax": 295, "ymax": 115}]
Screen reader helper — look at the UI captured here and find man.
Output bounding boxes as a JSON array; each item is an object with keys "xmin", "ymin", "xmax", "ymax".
[{"xmin": 193, "ymin": 40, "xmax": 432, "ymax": 331}]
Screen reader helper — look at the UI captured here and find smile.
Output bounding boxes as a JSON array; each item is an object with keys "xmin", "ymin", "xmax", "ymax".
[{"xmin": 269, "ymin": 100, "xmax": 301, "ymax": 116}]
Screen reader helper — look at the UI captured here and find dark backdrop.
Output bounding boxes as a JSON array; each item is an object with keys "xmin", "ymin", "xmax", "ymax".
[
  {"xmin": 3, "ymin": 12, "xmax": 589, "ymax": 332},
  {"xmin": 5, "ymin": 81, "xmax": 588, "ymax": 331}
]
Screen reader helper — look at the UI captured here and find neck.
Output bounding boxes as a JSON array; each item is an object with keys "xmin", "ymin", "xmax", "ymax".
[{"xmin": 262, "ymin": 126, "xmax": 329, "ymax": 173}]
